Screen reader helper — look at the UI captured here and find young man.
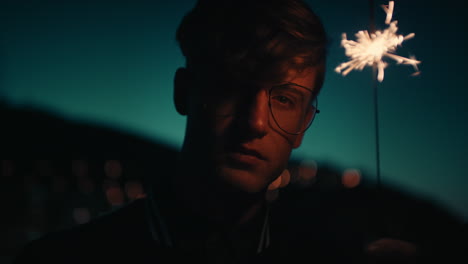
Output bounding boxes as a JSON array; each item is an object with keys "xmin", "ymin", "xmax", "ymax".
[{"xmin": 14, "ymin": 0, "xmax": 337, "ymax": 263}]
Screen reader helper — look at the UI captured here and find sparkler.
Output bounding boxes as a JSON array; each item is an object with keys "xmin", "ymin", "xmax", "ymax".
[
  {"xmin": 335, "ymin": 0, "xmax": 424, "ymax": 246},
  {"xmin": 335, "ymin": 1, "xmax": 421, "ymax": 82}
]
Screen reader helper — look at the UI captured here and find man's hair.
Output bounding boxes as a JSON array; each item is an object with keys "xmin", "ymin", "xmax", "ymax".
[{"xmin": 176, "ymin": 0, "xmax": 328, "ymax": 90}]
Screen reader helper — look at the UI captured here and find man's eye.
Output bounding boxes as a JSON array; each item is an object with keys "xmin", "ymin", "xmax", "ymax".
[
  {"xmin": 274, "ymin": 96, "xmax": 294, "ymax": 105},
  {"xmin": 278, "ymin": 96, "xmax": 289, "ymax": 104}
]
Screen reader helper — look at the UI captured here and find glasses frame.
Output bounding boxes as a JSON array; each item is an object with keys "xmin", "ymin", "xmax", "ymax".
[
  {"xmin": 200, "ymin": 82, "xmax": 321, "ymax": 135},
  {"xmin": 268, "ymin": 83, "xmax": 320, "ymax": 135}
]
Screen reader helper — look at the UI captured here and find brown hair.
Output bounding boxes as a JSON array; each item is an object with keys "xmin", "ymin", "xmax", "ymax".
[{"xmin": 176, "ymin": 0, "xmax": 328, "ymax": 90}]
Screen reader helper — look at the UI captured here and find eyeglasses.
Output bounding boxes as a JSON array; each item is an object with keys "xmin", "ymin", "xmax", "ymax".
[{"xmin": 202, "ymin": 83, "xmax": 320, "ymax": 135}]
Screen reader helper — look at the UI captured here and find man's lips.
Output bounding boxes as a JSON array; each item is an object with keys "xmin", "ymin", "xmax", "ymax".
[{"xmin": 227, "ymin": 145, "xmax": 267, "ymax": 161}]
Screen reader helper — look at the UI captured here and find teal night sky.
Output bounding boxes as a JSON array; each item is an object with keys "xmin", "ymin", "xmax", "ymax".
[{"xmin": 2, "ymin": 0, "xmax": 467, "ymax": 221}]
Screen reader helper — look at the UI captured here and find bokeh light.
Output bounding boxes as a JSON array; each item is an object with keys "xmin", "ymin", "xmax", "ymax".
[
  {"xmin": 104, "ymin": 160, "xmax": 122, "ymax": 180},
  {"xmin": 72, "ymin": 207, "xmax": 91, "ymax": 225},
  {"xmin": 297, "ymin": 159, "xmax": 318, "ymax": 187},
  {"xmin": 124, "ymin": 180, "xmax": 145, "ymax": 200},
  {"xmin": 103, "ymin": 179, "xmax": 124, "ymax": 206},
  {"xmin": 341, "ymin": 169, "xmax": 361, "ymax": 189}
]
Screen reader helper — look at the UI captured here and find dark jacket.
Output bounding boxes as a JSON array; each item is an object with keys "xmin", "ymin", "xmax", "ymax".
[{"xmin": 13, "ymin": 184, "xmax": 467, "ymax": 264}]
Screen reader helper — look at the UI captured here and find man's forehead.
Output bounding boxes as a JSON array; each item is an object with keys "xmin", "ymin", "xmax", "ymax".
[
  {"xmin": 197, "ymin": 65, "xmax": 320, "ymax": 88},
  {"xmin": 283, "ymin": 67, "xmax": 319, "ymax": 85}
]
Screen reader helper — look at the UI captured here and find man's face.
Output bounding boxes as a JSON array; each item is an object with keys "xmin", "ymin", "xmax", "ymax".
[{"xmin": 182, "ymin": 67, "xmax": 321, "ymax": 194}]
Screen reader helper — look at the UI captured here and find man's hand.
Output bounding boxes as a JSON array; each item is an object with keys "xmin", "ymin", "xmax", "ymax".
[{"xmin": 365, "ymin": 238, "xmax": 419, "ymax": 263}]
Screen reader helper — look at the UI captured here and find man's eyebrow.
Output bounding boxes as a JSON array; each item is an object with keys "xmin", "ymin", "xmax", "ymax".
[
  {"xmin": 275, "ymin": 82, "xmax": 320, "ymax": 101},
  {"xmin": 276, "ymin": 82, "xmax": 313, "ymax": 93},
  {"xmin": 276, "ymin": 84, "xmax": 304, "ymax": 94}
]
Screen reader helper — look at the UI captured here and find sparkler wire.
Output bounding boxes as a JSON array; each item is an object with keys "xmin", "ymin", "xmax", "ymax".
[
  {"xmin": 370, "ymin": 0, "xmax": 387, "ymax": 241},
  {"xmin": 369, "ymin": 0, "xmax": 382, "ymax": 191},
  {"xmin": 372, "ymin": 66, "xmax": 381, "ymax": 191}
]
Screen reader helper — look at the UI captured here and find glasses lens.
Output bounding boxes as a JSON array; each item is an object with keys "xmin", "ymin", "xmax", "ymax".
[{"xmin": 270, "ymin": 84, "xmax": 317, "ymax": 134}]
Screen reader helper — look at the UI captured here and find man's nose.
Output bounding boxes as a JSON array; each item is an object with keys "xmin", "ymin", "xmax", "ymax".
[{"xmin": 243, "ymin": 90, "xmax": 269, "ymax": 138}]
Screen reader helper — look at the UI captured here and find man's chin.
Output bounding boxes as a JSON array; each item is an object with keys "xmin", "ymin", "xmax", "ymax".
[{"xmin": 217, "ymin": 166, "xmax": 269, "ymax": 194}]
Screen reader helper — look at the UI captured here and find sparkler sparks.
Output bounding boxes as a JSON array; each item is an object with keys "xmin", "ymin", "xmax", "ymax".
[{"xmin": 335, "ymin": 1, "xmax": 421, "ymax": 82}]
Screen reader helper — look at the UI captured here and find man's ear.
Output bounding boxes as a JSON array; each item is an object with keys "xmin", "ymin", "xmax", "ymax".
[{"xmin": 174, "ymin": 67, "xmax": 190, "ymax": 116}]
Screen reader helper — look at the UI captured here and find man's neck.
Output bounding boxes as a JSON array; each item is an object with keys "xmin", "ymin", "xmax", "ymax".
[{"xmin": 149, "ymin": 151, "xmax": 270, "ymax": 257}]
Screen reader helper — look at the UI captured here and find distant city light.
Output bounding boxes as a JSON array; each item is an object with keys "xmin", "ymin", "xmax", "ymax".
[
  {"xmin": 341, "ymin": 169, "xmax": 362, "ymax": 188},
  {"xmin": 297, "ymin": 159, "xmax": 318, "ymax": 187},
  {"xmin": 105, "ymin": 185, "xmax": 125, "ymax": 206},
  {"xmin": 104, "ymin": 160, "xmax": 122, "ymax": 179},
  {"xmin": 125, "ymin": 180, "xmax": 145, "ymax": 200},
  {"xmin": 73, "ymin": 207, "xmax": 91, "ymax": 225}
]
